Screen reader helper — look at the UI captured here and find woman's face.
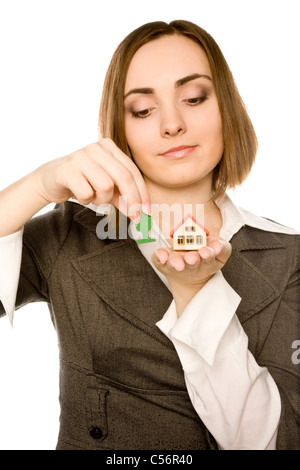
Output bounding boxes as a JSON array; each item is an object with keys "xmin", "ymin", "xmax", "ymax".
[{"xmin": 124, "ymin": 34, "xmax": 224, "ymax": 193}]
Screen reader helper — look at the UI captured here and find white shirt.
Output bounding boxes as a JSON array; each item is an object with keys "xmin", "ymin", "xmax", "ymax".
[{"xmin": 0, "ymin": 195, "xmax": 298, "ymax": 449}]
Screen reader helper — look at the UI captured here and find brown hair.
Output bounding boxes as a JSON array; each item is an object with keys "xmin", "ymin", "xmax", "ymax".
[{"xmin": 99, "ymin": 20, "xmax": 257, "ymax": 200}]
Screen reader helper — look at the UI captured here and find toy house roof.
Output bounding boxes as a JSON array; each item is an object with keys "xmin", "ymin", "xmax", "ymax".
[{"xmin": 170, "ymin": 214, "xmax": 210, "ymax": 238}]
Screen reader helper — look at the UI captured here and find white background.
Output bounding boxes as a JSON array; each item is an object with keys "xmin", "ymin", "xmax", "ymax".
[{"xmin": 0, "ymin": 0, "xmax": 299, "ymax": 449}]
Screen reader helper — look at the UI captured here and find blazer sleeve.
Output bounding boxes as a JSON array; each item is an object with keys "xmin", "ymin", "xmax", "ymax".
[{"xmin": 0, "ymin": 202, "xmax": 75, "ymax": 320}]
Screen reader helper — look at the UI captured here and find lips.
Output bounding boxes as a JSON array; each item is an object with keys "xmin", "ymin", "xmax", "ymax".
[{"xmin": 160, "ymin": 145, "xmax": 198, "ymax": 159}]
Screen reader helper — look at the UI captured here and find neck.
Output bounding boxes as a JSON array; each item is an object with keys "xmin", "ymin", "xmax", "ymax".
[
  {"xmin": 146, "ymin": 173, "xmax": 212, "ymax": 203},
  {"xmin": 144, "ymin": 176, "xmax": 223, "ymax": 240}
]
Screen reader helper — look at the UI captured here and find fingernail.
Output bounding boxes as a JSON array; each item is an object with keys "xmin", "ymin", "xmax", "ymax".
[
  {"xmin": 142, "ymin": 202, "xmax": 152, "ymax": 215},
  {"xmin": 157, "ymin": 252, "xmax": 168, "ymax": 264},
  {"xmin": 215, "ymin": 240, "xmax": 223, "ymax": 255},
  {"xmin": 132, "ymin": 211, "xmax": 141, "ymax": 223},
  {"xmin": 200, "ymin": 247, "xmax": 213, "ymax": 259}
]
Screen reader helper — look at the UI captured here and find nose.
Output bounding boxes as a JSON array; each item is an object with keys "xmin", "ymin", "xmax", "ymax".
[{"xmin": 160, "ymin": 104, "xmax": 186, "ymax": 138}]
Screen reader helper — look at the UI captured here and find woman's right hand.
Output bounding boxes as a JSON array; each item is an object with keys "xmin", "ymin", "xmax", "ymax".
[{"xmin": 36, "ymin": 138, "xmax": 151, "ymax": 220}]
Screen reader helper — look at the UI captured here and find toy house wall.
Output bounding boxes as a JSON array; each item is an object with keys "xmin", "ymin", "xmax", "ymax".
[{"xmin": 173, "ymin": 219, "xmax": 207, "ymax": 250}]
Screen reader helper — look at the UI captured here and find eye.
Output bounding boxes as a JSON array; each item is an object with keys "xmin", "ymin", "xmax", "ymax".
[
  {"xmin": 131, "ymin": 108, "xmax": 154, "ymax": 119},
  {"xmin": 185, "ymin": 95, "xmax": 208, "ymax": 106}
]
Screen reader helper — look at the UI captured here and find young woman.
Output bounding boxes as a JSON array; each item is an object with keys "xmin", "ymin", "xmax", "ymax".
[{"xmin": 0, "ymin": 20, "xmax": 299, "ymax": 450}]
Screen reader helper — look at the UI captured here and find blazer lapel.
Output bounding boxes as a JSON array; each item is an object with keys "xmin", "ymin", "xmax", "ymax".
[
  {"xmin": 72, "ymin": 207, "xmax": 173, "ymax": 348},
  {"xmin": 222, "ymin": 226, "xmax": 286, "ymax": 324}
]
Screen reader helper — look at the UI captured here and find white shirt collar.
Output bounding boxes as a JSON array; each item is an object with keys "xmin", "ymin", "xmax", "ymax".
[
  {"xmin": 217, "ymin": 194, "xmax": 299, "ymax": 239},
  {"xmin": 73, "ymin": 194, "xmax": 299, "ymax": 243}
]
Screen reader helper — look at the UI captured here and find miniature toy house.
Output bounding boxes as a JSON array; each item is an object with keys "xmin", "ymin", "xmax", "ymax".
[{"xmin": 170, "ymin": 214, "xmax": 209, "ymax": 250}]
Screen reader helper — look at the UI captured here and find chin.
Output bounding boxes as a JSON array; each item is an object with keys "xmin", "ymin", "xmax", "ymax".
[
  {"xmin": 164, "ymin": 169, "xmax": 209, "ymax": 185},
  {"xmin": 160, "ymin": 177, "xmax": 201, "ymax": 188}
]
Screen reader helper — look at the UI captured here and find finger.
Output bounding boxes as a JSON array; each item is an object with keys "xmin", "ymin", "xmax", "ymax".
[
  {"xmin": 208, "ymin": 238, "xmax": 232, "ymax": 264},
  {"xmin": 207, "ymin": 239, "xmax": 222, "ymax": 256},
  {"xmin": 86, "ymin": 142, "xmax": 142, "ymax": 215},
  {"xmin": 183, "ymin": 251, "xmax": 200, "ymax": 266},
  {"xmin": 98, "ymin": 139, "xmax": 152, "ymax": 214},
  {"xmin": 198, "ymin": 246, "xmax": 215, "ymax": 261},
  {"xmin": 152, "ymin": 248, "xmax": 170, "ymax": 265},
  {"xmin": 65, "ymin": 172, "xmax": 96, "ymax": 205},
  {"xmin": 168, "ymin": 252, "xmax": 186, "ymax": 271},
  {"xmin": 78, "ymin": 159, "xmax": 115, "ymax": 205}
]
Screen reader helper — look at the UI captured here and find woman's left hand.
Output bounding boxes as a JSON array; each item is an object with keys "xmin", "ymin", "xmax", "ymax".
[{"xmin": 152, "ymin": 238, "xmax": 232, "ymax": 316}]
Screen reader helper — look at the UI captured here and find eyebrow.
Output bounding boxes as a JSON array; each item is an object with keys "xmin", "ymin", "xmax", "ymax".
[{"xmin": 124, "ymin": 73, "xmax": 212, "ymax": 99}]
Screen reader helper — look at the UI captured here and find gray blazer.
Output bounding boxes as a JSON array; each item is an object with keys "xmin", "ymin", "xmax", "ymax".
[{"xmin": 1, "ymin": 201, "xmax": 299, "ymax": 450}]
